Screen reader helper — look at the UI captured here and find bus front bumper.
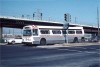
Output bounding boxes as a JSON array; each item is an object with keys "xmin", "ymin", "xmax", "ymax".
[
  {"xmin": 22, "ymin": 41, "xmax": 39, "ymax": 45},
  {"xmin": 22, "ymin": 42, "xmax": 32, "ymax": 45}
]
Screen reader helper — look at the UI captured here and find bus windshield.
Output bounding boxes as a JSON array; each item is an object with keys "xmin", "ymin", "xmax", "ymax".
[{"xmin": 23, "ymin": 30, "xmax": 32, "ymax": 36}]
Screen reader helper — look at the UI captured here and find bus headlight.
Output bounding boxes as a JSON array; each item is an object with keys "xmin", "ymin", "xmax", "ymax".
[{"xmin": 26, "ymin": 38, "xmax": 31, "ymax": 41}]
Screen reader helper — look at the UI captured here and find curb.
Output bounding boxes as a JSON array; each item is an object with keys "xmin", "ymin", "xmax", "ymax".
[
  {"xmin": 0, "ymin": 43, "xmax": 7, "ymax": 45},
  {"xmin": 37, "ymin": 42, "xmax": 100, "ymax": 48}
]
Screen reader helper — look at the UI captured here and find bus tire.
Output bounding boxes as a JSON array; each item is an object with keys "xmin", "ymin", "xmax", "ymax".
[
  {"xmin": 40, "ymin": 38, "xmax": 46, "ymax": 45},
  {"xmin": 7, "ymin": 42, "xmax": 10, "ymax": 45},
  {"xmin": 81, "ymin": 37, "xmax": 85, "ymax": 42},
  {"xmin": 73, "ymin": 37, "xmax": 78, "ymax": 43},
  {"xmin": 11, "ymin": 41, "xmax": 15, "ymax": 44}
]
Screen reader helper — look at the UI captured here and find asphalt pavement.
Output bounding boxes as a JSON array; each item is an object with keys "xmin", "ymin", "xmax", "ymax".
[{"xmin": 0, "ymin": 43, "xmax": 100, "ymax": 67}]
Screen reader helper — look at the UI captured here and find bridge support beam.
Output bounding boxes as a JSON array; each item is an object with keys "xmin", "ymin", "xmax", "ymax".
[{"xmin": 0, "ymin": 27, "xmax": 3, "ymax": 43}]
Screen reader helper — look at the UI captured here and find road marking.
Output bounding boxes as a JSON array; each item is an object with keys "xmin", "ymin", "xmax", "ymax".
[
  {"xmin": 57, "ymin": 48, "xmax": 83, "ymax": 52},
  {"xmin": 2, "ymin": 51, "xmax": 99, "ymax": 65},
  {"xmin": 39, "ymin": 45, "xmax": 100, "ymax": 55},
  {"xmin": 74, "ymin": 46, "xmax": 100, "ymax": 50},
  {"xmin": 95, "ymin": 49, "xmax": 100, "ymax": 51},
  {"xmin": 74, "ymin": 47, "xmax": 87, "ymax": 49},
  {"xmin": 84, "ymin": 51, "xmax": 100, "ymax": 54},
  {"xmin": 57, "ymin": 48, "xmax": 100, "ymax": 54}
]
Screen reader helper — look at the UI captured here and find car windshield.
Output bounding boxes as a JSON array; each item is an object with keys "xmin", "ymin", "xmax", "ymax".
[
  {"xmin": 23, "ymin": 30, "xmax": 32, "ymax": 36},
  {"xmin": 15, "ymin": 37, "xmax": 22, "ymax": 39}
]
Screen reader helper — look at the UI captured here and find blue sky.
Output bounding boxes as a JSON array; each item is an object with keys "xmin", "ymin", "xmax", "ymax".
[{"xmin": 0, "ymin": 0, "xmax": 100, "ymax": 34}]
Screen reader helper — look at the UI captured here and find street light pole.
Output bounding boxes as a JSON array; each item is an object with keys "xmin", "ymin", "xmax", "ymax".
[
  {"xmin": 40, "ymin": 13, "xmax": 42, "ymax": 20},
  {"xmin": 75, "ymin": 17, "xmax": 77, "ymax": 24},
  {"xmin": 97, "ymin": 6, "xmax": 99, "ymax": 39}
]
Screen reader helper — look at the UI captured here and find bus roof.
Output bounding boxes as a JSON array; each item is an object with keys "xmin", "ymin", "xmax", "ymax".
[
  {"xmin": 24, "ymin": 25, "xmax": 83, "ymax": 29},
  {"xmin": 68, "ymin": 27, "xmax": 83, "ymax": 29}
]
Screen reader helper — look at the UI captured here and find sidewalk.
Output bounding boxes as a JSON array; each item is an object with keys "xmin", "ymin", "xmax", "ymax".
[
  {"xmin": 0, "ymin": 43, "xmax": 7, "ymax": 45},
  {"xmin": 37, "ymin": 42, "xmax": 100, "ymax": 48},
  {"xmin": 0, "ymin": 42, "xmax": 100, "ymax": 48}
]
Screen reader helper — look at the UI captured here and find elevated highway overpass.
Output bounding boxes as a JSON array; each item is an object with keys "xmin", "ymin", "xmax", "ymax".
[{"xmin": 0, "ymin": 16, "xmax": 100, "ymax": 42}]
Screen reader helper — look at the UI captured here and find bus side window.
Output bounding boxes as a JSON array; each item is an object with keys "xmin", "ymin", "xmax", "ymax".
[
  {"xmin": 76, "ymin": 30, "xmax": 82, "ymax": 34},
  {"xmin": 62, "ymin": 30, "xmax": 67, "ymax": 34},
  {"xmin": 52, "ymin": 30, "xmax": 61, "ymax": 34},
  {"xmin": 40, "ymin": 29, "xmax": 50, "ymax": 34},
  {"xmin": 68, "ymin": 30, "xmax": 75, "ymax": 34},
  {"xmin": 33, "ymin": 29, "xmax": 38, "ymax": 35}
]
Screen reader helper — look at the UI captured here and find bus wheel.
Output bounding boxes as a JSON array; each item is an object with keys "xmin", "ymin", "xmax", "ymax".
[
  {"xmin": 7, "ymin": 42, "xmax": 10, "ymax": 45},
  {"xmin": 40, "ymin": 38, "xmax": 46, "ymax": 45},
  {"xmin": 81, "ymin": 37, "xmax": 85, "ymax": 42},
  {"xmin": 11, "ymin": 41, "xmax": 15, "ymax": 45},
  {"xmin": 73, "ymin": 37, "xmax": 78, "ymax": 43}
]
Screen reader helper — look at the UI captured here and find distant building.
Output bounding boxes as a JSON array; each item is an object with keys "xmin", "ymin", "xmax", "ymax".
[{"xmin": 2, "ymin": 34, "xmax": 22, "ymax": 39}]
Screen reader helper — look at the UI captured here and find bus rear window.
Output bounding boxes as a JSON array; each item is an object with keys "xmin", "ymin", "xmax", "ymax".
[{"xmin": 76, "ymin": 30, "xmax": 82, "ymax": 34}]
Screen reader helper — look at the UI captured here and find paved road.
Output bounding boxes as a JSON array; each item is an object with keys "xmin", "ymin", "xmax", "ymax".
[{"xmin": 0, "ymin": 44, "xmax": 100, "ymax": 67}]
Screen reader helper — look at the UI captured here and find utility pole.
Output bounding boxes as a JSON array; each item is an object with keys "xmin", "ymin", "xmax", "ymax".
[
  {"xmin": 75, "ymin": 17, "xmax": 77, "ymax": 24},
  {"xmin": 13, "ymin": 28, "xmax": 14, "ymax": 37},
  {"xmin": 37, "ymin": 9, "xmax": 42, "ymax": 20},
  {"xmin": 27, "ymin": 15, "xmax": 30, "ymax": 19},
  {"xmin": 22, "ymin": 15, "xmax": 24, "ymax": 18},
  {"xmin": 9, "ymin": 29, "xmax": 10, "ymax": 34},
  {"xmin": 97, "ymin": 5, "xmax": 99, "ymax": 39},
  {"xmin": 33, "ymin": 12, "xmax": 36, "ymax": 20},
  {"xmin": 33, "ymin": 9, "xmax": 42, "ymax": 20},
  {"xmin": 64, "ymin": 13, "xmax": 69, "ymax": 44},
  {"xmin": 40, "ymin": 13, "xmax": 42, "ymax": 20}
]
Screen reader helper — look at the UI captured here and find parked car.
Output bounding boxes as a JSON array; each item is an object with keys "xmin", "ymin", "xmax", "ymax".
[
  {"xmin": 84, "ymin": 34, "xmax": 92, "ymax": 42},
  {"xmin": 7, "ymin": 37, "xmax": 22, "ymax": 44},
  {"xmin": 91, "ymin": 36, "xmax": 99, "ymax": 42}
]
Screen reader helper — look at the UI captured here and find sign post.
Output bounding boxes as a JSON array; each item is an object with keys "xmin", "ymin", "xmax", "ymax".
[
  {"xmin": 63, "ymin": 23, "xmax": 69, "ymax": 44},
  {"xmin": 63, "ymin": 13, "xmax": 70, "ymax": 44}
]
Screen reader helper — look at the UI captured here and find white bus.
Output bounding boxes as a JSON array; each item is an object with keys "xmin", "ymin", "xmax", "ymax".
[{"xmin": 22, "ymin": 25, "xmax": 85, "ymax": 45}]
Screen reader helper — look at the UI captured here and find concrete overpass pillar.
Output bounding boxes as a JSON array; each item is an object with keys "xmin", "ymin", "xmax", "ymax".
[{"xmin": 0, "ymin": 27, "xmax": 3, "ymax": 43}]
